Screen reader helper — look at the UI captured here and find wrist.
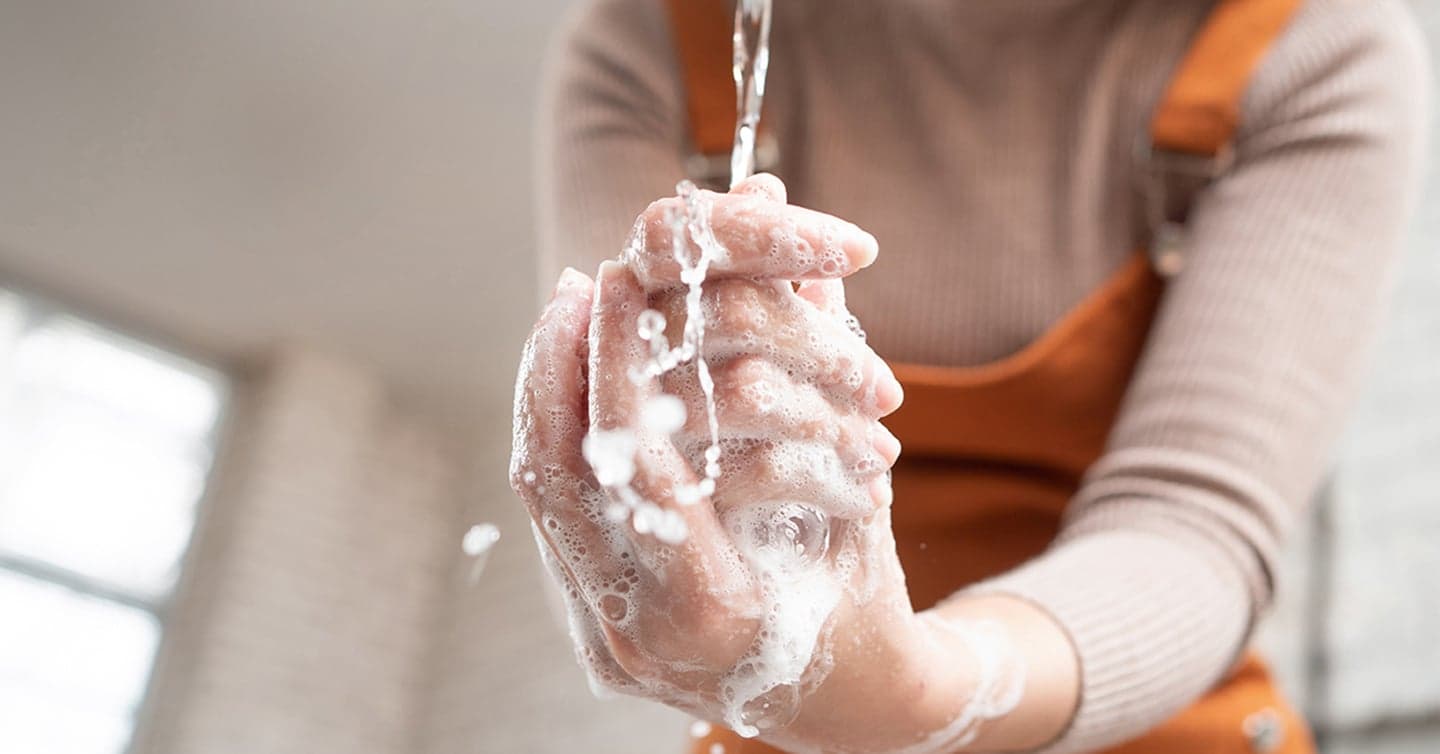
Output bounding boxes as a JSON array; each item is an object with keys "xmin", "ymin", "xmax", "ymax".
[
  {"xmin": 771, "ymin": 600, "xmax": 980, "ymax": 753},
  {"xmin": 931, "ymin": 593, "xmax": 1081, "ymax": 753}
]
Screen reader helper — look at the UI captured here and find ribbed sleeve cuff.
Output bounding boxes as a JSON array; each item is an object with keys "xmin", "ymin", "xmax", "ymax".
[{"xmin": 959, "ymin": 530, "xmax": 1254, "ymax": 754}]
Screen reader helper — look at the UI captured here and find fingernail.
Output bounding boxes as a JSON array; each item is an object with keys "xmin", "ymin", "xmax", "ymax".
[
  {"xmin": 558, "ymin": 266, "xmax": 588, "ymax": 292},
  {"xmin": 844, "ymin": 229, "xmax": 879, "ymax": 270},
  {"xmin": 873, "ymin": 425, "xmax": 902, "ymax": 465},
  {"xmin": 871, "ymin": 357, "xmax": 904, "ymax": 416},
  {"xmin": 595, "ymin": 260, "xmax": 626, "ymax": 292}
]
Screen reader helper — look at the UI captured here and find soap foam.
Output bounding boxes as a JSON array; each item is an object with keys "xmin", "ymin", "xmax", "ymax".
[{"xmin": 520, "ymin": 167, "xmax": 1022, "ymax": 746}]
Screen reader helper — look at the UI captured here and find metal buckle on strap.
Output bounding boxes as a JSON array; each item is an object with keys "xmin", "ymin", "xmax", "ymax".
[
  {"xmin": 684, "ymin": 132, "xmax": 781, "ymax": 190},
  {"xmin": 1135, "ymin": 136, "xmax": 1234, "ymax": 278}
]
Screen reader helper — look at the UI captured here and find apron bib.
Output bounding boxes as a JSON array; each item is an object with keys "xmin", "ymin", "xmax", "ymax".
[{"xmin": 665, "ymin": 1, "xmax": 1314, "ymax": 751}]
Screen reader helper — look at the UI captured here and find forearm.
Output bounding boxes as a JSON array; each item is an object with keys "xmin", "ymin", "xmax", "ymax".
[
  {"xmin": 538, "ymin": 0, "xmax": 689, "ymax": 293},
  {"xmin": 768, "ymin": 591, "xmax": 1076, "ymax": 754},
  {"xmin": 960, "ymin": 530, "xmax": 1254, "ymax": 753}
]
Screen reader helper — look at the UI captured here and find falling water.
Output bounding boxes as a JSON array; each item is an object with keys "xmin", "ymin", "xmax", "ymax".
[
  {"xmin": 587, "ymin": 0, "xmax": 776, "ymax": 540},
  {"xmin": 730, "ymin": 0, "xmax": 774, "ymax": 188}
]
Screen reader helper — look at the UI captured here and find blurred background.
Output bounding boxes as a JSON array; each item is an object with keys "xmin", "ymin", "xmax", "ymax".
[{"xmin": 0, "ymin": 1, "xmax": 1435, "ymax": 753}]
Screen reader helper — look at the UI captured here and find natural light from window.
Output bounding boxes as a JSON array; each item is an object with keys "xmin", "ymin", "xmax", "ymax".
[{"xmin": 0, "ymin": 287, "xmax": 226, "ymax": 754}]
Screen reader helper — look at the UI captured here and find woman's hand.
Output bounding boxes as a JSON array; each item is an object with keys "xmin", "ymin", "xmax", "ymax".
[{"xmin": 511, "ymin": 176, "xmax": 1007, "ymax": 752}]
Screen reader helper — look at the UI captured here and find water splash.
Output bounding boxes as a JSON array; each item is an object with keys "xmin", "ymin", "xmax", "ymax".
[
  {"xmin": 462, "ymin": 523, "xmax": 501, "ymax": 583},
  {"xmin": 590, "ymin": 180, "xmax": 725, "ymax": 544},
  {"xmin": 730, "ymin": 0, "xmax": 773, "ymax": 188}
]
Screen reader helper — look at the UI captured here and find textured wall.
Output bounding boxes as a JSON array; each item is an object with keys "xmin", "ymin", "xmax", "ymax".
[{"xmin": 132, "ymin": 348, "xmax": 461, "ymax": 754}]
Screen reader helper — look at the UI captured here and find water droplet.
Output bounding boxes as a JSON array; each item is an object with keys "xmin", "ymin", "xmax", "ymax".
[
  {"xmin": 462, "ymin": 523, "xmax": 500, "ymax": 556},
  {"xmin": 641, "ymin": 394, "xmax": 687, "ymax": 435},
  {"xmin": 462, "ymin": 523, "xmax": 501, "ymax": 583},
  {"xmin": 599, "ymin": 594, "xmax": 628, "ymax": 622},
  {"xmin": 739, "ymin": 683, "xmax": 801, "ymax": 732},
  {"xmin": 582, "ymin": 429, "xmax": 637, "ymax": 487}
]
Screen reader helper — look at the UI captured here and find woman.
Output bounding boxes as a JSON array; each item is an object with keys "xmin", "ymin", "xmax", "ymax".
[{"xmin": 511, "ymin": 0, "xmax": 1428, "ymax": 752}]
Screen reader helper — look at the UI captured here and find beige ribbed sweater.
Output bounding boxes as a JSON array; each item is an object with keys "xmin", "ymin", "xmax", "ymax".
[{"xmin": 535, "ymin": 0, "xmax": 1430, "ymax": 751}]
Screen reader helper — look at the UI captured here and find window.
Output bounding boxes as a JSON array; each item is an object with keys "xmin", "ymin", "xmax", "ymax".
[{"xmin": 0, "ymin": 287, "xmax": 226, "ymax": 754}]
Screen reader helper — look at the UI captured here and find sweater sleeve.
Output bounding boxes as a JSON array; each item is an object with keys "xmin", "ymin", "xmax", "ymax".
[
  {"xmin": 536, "ymin": 0, "xmax": 690, "ymax": 291},
  {"xmin": 970, "ymin": 2, "xmax": 1431, "ymax": 751}
]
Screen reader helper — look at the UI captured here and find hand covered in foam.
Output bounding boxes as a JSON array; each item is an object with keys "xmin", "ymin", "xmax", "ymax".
[{"xmin": 512, "ymin": 176, "xmax": 1016, "ymax": 752}]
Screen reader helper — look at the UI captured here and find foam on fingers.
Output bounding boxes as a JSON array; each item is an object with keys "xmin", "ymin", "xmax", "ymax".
[{"xmin": 625, "ymin": 191, "xmax": 878, "ymax": 287}]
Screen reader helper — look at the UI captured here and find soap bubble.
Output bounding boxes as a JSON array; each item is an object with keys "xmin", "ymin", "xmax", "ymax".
[
  {"xmin": 736, "ymin": 503, "xmax": 830, "ymax": 568},
  {"xmin": 739, "ymin": 682, "xmax": 801, "ymax": 732},
  {"xmin": 599, "ymin": 594, "xmax": 629, "ymax": 622}
]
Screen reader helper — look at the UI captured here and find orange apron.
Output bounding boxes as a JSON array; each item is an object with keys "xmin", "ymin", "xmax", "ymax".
[{"xmin": 667, "ymin": 1, "xmax": 1314, "ymax": 752}]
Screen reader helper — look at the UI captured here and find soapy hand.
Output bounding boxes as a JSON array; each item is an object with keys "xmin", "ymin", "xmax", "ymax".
[{"xmin": 511, "ymin": 176, "xmax": 982, "ymax": 751}]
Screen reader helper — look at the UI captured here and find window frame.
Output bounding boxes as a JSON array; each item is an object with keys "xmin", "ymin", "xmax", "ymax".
[{"xmin": 0, "ymin": 278, "xmax": 234, "ymax": 754}]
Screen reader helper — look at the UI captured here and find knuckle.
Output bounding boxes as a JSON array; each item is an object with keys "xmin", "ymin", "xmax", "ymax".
[
  {"xmin": 640, "ymin": 196, "xmax": 678, "ymax": 229},
  {"xmin": 707, "ymin": 281, "xmax": 768, "ymax": 334},
  {"xmin": 712, "ymin": 354, "xmax": 771, "ymax": 393},
  {"xmin": 606, "ymin": 632, "xmax": 655, "ymax": 681}
]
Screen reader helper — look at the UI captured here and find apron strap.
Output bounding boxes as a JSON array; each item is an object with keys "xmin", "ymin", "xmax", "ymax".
[
  {"xmin": 664, "ymin": 0, "xmax": 777, "ymax": 188},
  {"xmin": 1150, "ymin": 0, "xmax": 1306, "ymax": 156},
  {"xmin": 665, "ymin": 0, "xmax": 734, "ymax": 157},
  {"xmin": 662, "ymin": 0, "xmax": 1304, "ymax": 260},
  {"xmin": 1141, "ymin": 0, "xmax": 1305, "ymax": 275}
]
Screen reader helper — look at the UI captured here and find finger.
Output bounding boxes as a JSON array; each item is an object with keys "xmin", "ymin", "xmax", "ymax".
[
  {"xmin": 588, "ymin": 261, "xmax": 746, "ymax": 592},
  {"xmin": 711, "ymin": 439, "xmax": 889, "ymax": 520},
  {"xmin": 795, "ymin": 279, "xmax": 847, "ymax": 319},
  {"xmin": 730, "ymin": 172, "xmax": 786, "ymax": 203},
  {"xmin": 624, "ymin": 191, "xmax": 878, "ymax": 286},
  {"xmin": 533, "ymin": 522, "xmax": 647, "ymax": 696},
  {"xmin": 511, "ymin": 268, "xmax": 633, "ymax": 595},
  {"xmin": 669, "ymin": 355, "xmax": 902, "ymax": 471},
  {"xmin": 677, "ymin": 279, "xmax": 903, "ymax": 417},
  {"xmin": 511, "ymin": 267, "xmax": 594, "ymax": 495}
]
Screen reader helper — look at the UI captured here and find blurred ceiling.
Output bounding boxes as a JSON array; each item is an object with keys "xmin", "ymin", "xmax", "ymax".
[{"xmin": 0, "ymin": 0, "xmax": 573, "ymax": 430}]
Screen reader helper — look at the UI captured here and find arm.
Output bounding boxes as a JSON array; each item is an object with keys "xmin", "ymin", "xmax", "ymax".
[
  {"xmin": 949, "ymin": 2, "xmax": 1430, "ymax": 751},
  {"xmin": 536, "ymin": 0, "xmax": 689, "ymax": 290},
  {"xmin": 529, "ymin": 1, "xmax": 1428, "ymax": 752}
]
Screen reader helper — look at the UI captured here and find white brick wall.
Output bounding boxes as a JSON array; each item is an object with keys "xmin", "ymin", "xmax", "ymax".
[{"xmin": 132, "ymin": 346, "xmax": 461, "ymax": 754}]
